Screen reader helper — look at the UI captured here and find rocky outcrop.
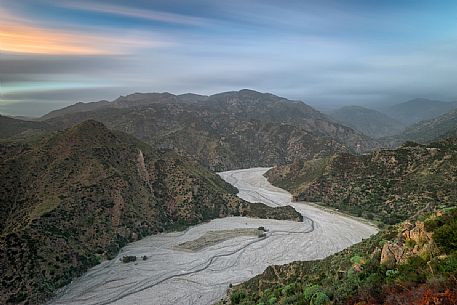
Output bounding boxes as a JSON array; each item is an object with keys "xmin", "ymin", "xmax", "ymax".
[
  {"xmin": 380, "ymin": 243, "xmax": 404, "ymax": 268},
  {"xmin": 381, "ymin": 220, "xmax": 435, "ymax": 268}
]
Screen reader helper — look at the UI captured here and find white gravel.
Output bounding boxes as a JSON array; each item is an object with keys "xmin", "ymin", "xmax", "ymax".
[{"xmin": 49, "ymin": 167, "xmax": 377, "ymax": 305}]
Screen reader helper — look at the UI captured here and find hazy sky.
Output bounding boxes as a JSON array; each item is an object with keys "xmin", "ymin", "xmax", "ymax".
[{"xmin": 1, "ymin": 0, "xmax": 457, "ymax": 116}]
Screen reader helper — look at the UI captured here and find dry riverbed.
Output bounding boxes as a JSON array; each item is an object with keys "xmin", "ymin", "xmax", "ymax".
[{"xmin": 49, "ymin": 168, "xmax": 377, "ymax": 305}]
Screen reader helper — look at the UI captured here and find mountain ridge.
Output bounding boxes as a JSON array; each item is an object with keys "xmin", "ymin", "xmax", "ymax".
[
  {"xmin": 36, "ymin": 89, "xmax": 378, "ymax": 171},
  {"xmin": 380, "ymin": 98, "xmax": 457, "ymax": 125},
  {"xmin": 391, "ymin": 107, "xmax": 457, "ymax": 144},
  {"xmin": 266, "ymin": 137, "xmax": 457, "ymax": 224},
  {"xmin": 327, "ymin": 105, "xmax": 405, "ymax": 138}
]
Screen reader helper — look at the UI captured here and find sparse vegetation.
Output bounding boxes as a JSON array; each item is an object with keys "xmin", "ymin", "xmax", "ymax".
[
  {"xmin": 0, "ymin": 121, "xmax": 301, "ymax": 304},
  {"xmin": 223, "ymin": 209, "xmax": 457, "ymax": 305},
  {"xmin": 121, "ymin": 256, "xmax": 137, "ymax": 263},
  {"xmin": 266, "ymin": 138, "xmax": 457, "ymax": 225}
]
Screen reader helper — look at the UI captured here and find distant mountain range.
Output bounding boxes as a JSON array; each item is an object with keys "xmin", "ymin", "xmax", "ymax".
[
  {"xmin": 4, "ymin": 92, "xmax": 457, "ymax": 158},
  {"xmin": 4, "ymin": 89, "xmax": 379, "ymax": 171},
  {"xmin": 392, "ymin": 108, "xmax": 457, "ymax": 144},
  {"xmin": 380, "ymin": 98, "xmax": 457, "ymax": 126},
  {"xmin": 324, "ymin": 98, "xmax": 457, "ymax": 141},
  {"xmin": 327, "ymin": 105, "xmax": 405, "ymax": 138},
  {"xmin": 0, "ymin": 120, "xmax": 300, "ymax": 304}
]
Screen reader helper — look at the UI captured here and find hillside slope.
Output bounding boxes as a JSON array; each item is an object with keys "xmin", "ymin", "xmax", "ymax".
[
  {"xmin": 42, "ymin": 90, "xmax": 377, "ymax": 171},
  {"xmin": 266, "ymin": 138, "xmax": 457, "ymax": 224},
  {"xmin": 381, "ymin": 98, "xmax": 457, "ymax": 125},
  {"xmin": 327, "ymin": 106, "xmax": 404, "ymax": 138},
  {"xmin": 392, "ymin": 108, "xmax": 457, "ymax": 144},
  {"xmin": 0, "ymin": 115, "xmax": 52, "ymax": 140},
  {"xmin": 0, "ymin": 120, "xmax": 300, "ymax": 304},
  {"xmin": 222, "ymin": 208, "xmax": 457, "ymax": 305}
]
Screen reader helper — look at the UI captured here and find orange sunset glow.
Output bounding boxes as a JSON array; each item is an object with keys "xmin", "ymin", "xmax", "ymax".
[{"xmin": 0, "ymin": 23, "xmax": 111, "ymax": 55}]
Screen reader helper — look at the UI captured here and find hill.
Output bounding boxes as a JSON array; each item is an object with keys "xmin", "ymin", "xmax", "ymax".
[
  {"xmin": 266, "ymin": 138, "xmax": 457, "ymax": 224},
  {"xmin": 327, "ymin": 106, "xmax": 404, "ymax": 138},
  {"xmin": 381, "ymin": 98, "xmax": 457, "ymax": 126},
  {"xmin": 0, "ymin": 120, "xmax": 300, "ymax": 304},
  {"xmin": 40, "ymin": 100, "xmax": 111, "ymax": 120},
  {"xmin": 0, "ymin": 115, "xmax": 52, "ymax": 140},
  {"xmin": 40, "ymin": 90, "xmax": 378, "ymax": 171},
  {"xmin": 392, "ymin": 108, "xmax": 457, "ymax": 144},
  {"xmin": 222, "ymin": 208, "xmax": 457, "ymax": 305}
]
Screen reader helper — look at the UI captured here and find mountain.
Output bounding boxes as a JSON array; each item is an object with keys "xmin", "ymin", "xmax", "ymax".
[
  {"xmin": 40, "ymin": 100, "xmax": 111, "ymax": 120},
  {"xmin": 0, "ymin": 115, "xmax": 52, "ymax": 140},
  {"xmin": 40, "ymin": 92, "xmax": 209, "ymax": 120},
  {"xmin": 392, "ymin": 108, "xmax": 457, "ymax": 144},
  {"xmin": 222, "ymin": 208, "xmax": 457, "ymax": 305},
  {"xmin": 41, "ymin": 89, "xmax": 378, "ymax": 171},
  {"xmin": 0, "ymin": 120, "xmax": 301, "ymax": 304},
  {"xmin": 266, "ymin": 138, "xmax": 457, "ymax": 224},
  {"xmin": 327, "ymin": 106, "xmax": 405, "ymax": 138},
  {"xmin": 381, "ymin": 98, "xmax": 457, "ymax": 126}
]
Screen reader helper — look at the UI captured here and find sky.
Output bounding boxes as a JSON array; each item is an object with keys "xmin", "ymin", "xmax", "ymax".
[{"xmin": 1, "ymin": 0, "xmax": 457, "ymax": 116}]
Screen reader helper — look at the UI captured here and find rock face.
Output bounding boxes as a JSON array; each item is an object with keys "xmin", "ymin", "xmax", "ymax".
[
  {"xmin": 380, "ymin": 242, "xmax": 403, "ymax": 268},
  {"xmin": 0, "ymin": 120, "xmax": 301, "ymax": 305},
  {"xmin": 39, "ymin": 89, "xmax": 377, "ymax": 171},
  {"xmin": 381, "ymin": 220, "xmax": 434, "ymax": 268},
  {"xmin": 266, "ymin": 138, "xmax": 457, "ymax": 224}
]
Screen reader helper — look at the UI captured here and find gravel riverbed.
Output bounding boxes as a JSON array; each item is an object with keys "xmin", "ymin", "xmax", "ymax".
[{"xmin": 49, "ymin": 167, "xmax": 377, "ymax": 305}]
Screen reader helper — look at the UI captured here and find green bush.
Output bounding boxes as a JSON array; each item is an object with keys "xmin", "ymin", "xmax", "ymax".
[
  {"xmin": 434, "ymin": 218, "xmax": 457, "ymax": 253},
  {"xmin": 230, "ymin": 290, "xmax": 246, "ymax": 304},
  {"xmin": 311, "ymin": 292, "xmax": 330, "ymax": 305},
  {"xmin": 303, "ymin": 285, "xmax": 321, "ymax": 301},
  {"xmin": 397, "ymin": 256, "xmax": 427, "ymax": 283},
  {"xmin": 437, "ymin": 254, "xmax": 457, "ymax": 273},
  {"xmin": 303, "ymin": 285, "xmax": 330, "ymax": 305}
]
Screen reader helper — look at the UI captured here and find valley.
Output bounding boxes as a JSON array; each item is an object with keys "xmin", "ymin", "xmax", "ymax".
[
  {"xmin": 3, "ymin": 2, "xmax": 457, "ymax": 304},
  {"xmin": 48, "ymin": 168, "xmax": 376, "ymax": 305}
]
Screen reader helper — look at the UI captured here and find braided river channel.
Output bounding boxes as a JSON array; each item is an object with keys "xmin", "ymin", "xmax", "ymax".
[{"xmin": 50, "ymin": 167, "xmax": 377, "ymax": 305}]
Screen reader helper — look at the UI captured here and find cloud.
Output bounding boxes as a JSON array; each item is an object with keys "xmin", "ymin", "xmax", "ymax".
[
  {"xmin": 0, "ymin": 8, "xmax": 171, "ymax": 55},
  {"xmin": 54, "ymin": 1, "xmax": 207, "ymax": 26}
]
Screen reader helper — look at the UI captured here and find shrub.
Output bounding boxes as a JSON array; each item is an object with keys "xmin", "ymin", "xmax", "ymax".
[
  {"xmin": 312, "ymin": 292, "xmax": 330, "ymax": 305},
  {"xmin": 303, "ymin": 285, "xmax": 321, "ymax": 301},
  {"xmin": 385, "ymin": 269, "xmax": 399, "ymax": 282},
  {"xmin": 121, "ymin": 256, "xmax": 136, "ymax": 263},
  {"xmin": 231, "ymin": 290, "xmax": 246, "ymax": 304},
  {"xmin": 350, "ymin": 255, "xmax": 365, "ymax": 265},
  {"xmin": 434, "ymin": 218, "xmax": 457, "ymax": 253},
  {"xmin": 281, "ymin": 283, "xmax": 295, "ymax": 296},
  {"xmin": 303, "ymin": 285, "xmax": 330, "ymax": 305},
  {"xmin": 437, "ymin": 255, "xmax": 457, "ymax": 273}
]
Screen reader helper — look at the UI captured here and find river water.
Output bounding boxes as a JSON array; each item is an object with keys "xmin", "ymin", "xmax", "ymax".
[{"xmin": 50, "ymin": 168, "xmax": 377, "ymax": 305}]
